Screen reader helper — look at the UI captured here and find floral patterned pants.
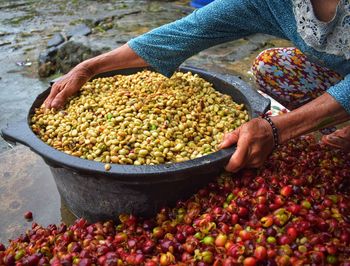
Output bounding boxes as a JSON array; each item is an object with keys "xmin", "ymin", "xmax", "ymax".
[{"xmin": 251, "ymin": 47, "xmax": 342, "ymax": 111}]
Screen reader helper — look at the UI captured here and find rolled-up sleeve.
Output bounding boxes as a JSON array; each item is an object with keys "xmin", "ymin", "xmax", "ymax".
[
  {"xmin": 327, "ymin": 74, "xmax": 350, "ymax": 114},
  {"xmin": 127, "ymin": 0, "xmax": 286, "ymax": 77}
]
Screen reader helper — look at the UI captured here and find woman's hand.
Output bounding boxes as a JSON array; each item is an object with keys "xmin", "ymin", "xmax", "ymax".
[
  {"xmin": 44, "ymin": 65, "xmax": 93, "ymax": 109},
  {"xmin": 43, "ymin": 44, "xmax": 148, "ymax": 109},
  {"xmin": 219, "ymin": 118, "xmax": 275, "ymax": 172}
]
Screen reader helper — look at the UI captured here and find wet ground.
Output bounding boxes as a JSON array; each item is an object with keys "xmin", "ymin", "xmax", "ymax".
[{"xmin": 0, "ymin": 0, "xmax": 293, "ymax": 243}]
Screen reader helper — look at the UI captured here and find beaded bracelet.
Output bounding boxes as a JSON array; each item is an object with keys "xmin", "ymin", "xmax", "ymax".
[{"xmin": 261, "ymin": 114, "xmax": 279, "ymax": 148}]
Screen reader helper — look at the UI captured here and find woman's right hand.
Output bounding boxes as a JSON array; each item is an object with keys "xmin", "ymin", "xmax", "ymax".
[
  {"xmin": 44, "ymin": 64, "xmax": 93, "ymax": 109},
  {"xmin": 219, "ymin": 117, "xmax": 275, "ymax": 172}
]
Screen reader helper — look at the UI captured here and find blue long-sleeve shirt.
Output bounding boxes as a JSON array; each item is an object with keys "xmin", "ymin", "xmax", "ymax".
[{"xmin": 128, "ymin": 0, "xmax": 350, "ymax": 113}]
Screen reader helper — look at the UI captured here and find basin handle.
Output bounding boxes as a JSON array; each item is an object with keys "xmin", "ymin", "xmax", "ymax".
[
  {"xmin": 1, "ymin": 121, "xmax": 63, "ymax": 168},
  {"xmin": 1, "ymin": 121, "xmax": 34, "ymax": 148}
]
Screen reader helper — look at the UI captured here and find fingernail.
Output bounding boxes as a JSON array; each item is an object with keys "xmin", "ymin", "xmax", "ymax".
[
  {"xmin": 51, "ymin": 100, "xmax": 60, "ymax": 108},
  {"xmin": 327, "ymin": 136, "xmax": 338, "ymax": 142},
  {"xmin": 327, "ymin": 136, "xmax": 343, "ymax": 146},
  {"xmin": 225, "ymin": 166, "xmax": 233, "ymax": 172}
]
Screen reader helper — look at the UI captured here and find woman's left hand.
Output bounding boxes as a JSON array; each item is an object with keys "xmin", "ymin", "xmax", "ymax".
[{"xmin": 219, "ymin": 118, "xmax": 275, "ymax": 172}]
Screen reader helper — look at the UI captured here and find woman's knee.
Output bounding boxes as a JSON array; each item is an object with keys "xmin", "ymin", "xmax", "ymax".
[{"xmin": 251, "ymin": 47, "xmax": 303, "ymax": 78}]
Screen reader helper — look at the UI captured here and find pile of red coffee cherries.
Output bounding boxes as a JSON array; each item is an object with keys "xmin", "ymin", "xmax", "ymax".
[{"xmin": 1, "ymin": 135, "xmax": 349, "ymax": 265}]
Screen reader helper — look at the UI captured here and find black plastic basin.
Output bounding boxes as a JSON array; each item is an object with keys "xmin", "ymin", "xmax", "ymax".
[{"xmin": 1, "ymin": 66, "xmax": 270, "ymax": 222}]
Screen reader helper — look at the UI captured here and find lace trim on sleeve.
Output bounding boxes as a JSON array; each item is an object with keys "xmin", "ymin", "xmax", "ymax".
[{"xmin": 293, "ymin": 0, "xmax": 350, "ymax": 59}]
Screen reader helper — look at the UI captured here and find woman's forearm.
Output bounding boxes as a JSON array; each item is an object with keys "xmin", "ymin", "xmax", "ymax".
[
  {"xmin": 79, "ymin": 44, "xmax": 149, "ymax": 76},
  {"xmin": 272, "ymin": 93, "xmax": 350, "ymax": 144}
]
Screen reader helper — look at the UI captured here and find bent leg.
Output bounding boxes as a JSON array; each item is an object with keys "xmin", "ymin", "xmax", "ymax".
[
  {"xmin": 251, "ymin": 47, "xmax": 342, "ymax": 110},
  {"xmin": 252, "ymin": 47, "xmax": 349, "ymax": 152}
]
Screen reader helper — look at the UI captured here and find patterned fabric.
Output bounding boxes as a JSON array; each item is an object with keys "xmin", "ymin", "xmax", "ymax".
[
  {"xmin": 292, "ymin": 0, "xmax": 350, "ymax": 60},
  {"xmin": 252, "ymin": 47, "xmax": 342, "ymax": 110}
]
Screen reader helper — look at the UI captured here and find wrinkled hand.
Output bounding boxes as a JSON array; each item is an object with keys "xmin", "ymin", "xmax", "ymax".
[
  {"xmin": 219, "ymin": 117, "xmax": 275, "ymax": 172},
  {"xmin": 44, "ymin": 65, "xmax": 93, "ymax": 109}
]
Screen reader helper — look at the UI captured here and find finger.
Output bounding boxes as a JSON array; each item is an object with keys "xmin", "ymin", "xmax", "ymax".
[
  {"xmin": 246, "ymin": 144, "xmax": 272, "ymax": 168},
  {"xmin": 246, "ymin": 160, "xmax": 264, "ymax": 169},
  {"xmin": 225, "ymin": 136, "xmax": 250, "ymax": 172},
  {"xmin": 244, "ymin": 150, "xmax": 264, "ymax": 168},
  {"xmin": 51, "ymin": 85, "xmax": 73, "ymax": 109},
  {"xmin": 324, "ymin": 134, "xmax": 350, "ymax": 151},
  {"xmin": 219, "ymin": 130, "xmax": 239, "ymax": 149},
  {"xmin": 44, "ymin": 85, "xmax": 60, "ymax": 109}
]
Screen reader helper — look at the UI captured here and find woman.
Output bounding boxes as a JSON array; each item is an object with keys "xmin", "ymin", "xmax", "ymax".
[{"xmin": 44, "ymin": 0, "xmax": 350, "ymax": 172}]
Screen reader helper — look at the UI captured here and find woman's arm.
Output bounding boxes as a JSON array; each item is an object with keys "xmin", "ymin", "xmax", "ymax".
[
  {"xmin": 220, "ymin": 75, "xmax": 350, "ymax": 172},
  {"xmin": 127, "ymin": 0, "xmax": 286, "ymax": 77},
  {"xmin": 45, "ymin": 0, "xmax": 287, "ymax": 108},
  {"xmin": 274, "ymin": 93, "xmax": 349, "ymax": 143},
  {"xmin": 276, "ymin": 74, "xmax": 350, "ymax": 142}
]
